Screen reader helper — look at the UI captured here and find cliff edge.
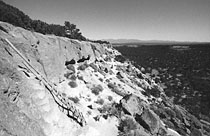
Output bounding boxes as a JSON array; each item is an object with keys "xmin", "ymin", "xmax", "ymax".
[{"xmin": 0, "ymin": 21, "xmax": 209, "ymax": 136}]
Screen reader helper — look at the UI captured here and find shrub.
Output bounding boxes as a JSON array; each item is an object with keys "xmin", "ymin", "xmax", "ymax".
[
  {"xmin": 108, "ymin": 83, "xmax": 127, "ymax": 97},
  {"xmin": 78, "ymin": 75, "xmax": 84, "ymax": 81},
  {"xmin": 66, "ymin": 64, "xmax": 76, "ymax": 73},
  {"xmin": 104, "ymin": 68, "xmax": 108, "ymax": 73},
  {"xmin": 62, "ymin": 92, "xmax": 66, "ymax": 97},
  {"xmin": 70, "ymin": 74, "xmax": 77, "ymax": 81},
  {"xmin": 118, "ymin": 116, "xmax": 137, "ymax": 132},
  {"xmin": 105, "ymin": 79, "xmax": 110, "ymax": 82},
  {"xmin": 112, "ymin": 88, "xmax": 126, "ymax": 97},
  {"xmin": 64, "ymin": 72, "xmax": 72, "ymax": 79},
  {"xmin": 68, "ymin": 81, "xmax": 77, "ymax": 88},
  {"xmin": 87, "ymin": 98, "xmax": 91, "ymax": 101},
  {"xmin": 87, "ymin": 110, "xmax": 92, "ymax": 115},
  {"xmin": 115, "ymin": 55, "xmax": 126, "ymax": 63},
  {"xmin": 99, "ymin": 78, "xmax": 103, "ymax": 82},
  {"xmin": 97, "ymin": 103, "xmax": 120, "ymax": 118},
  {"xmin": 77, "ymin": 63, "xmax": 89, "ymax": 71},
  {"xmin": 145, "ymin": 86, "xmax": 160, "ymax": 98},
  {"xmin": 95, "ymin": 98, "xmax": 104, "ymax": 105},
  {"xmin": 109, "ymin": 70, "xmax": 114, "ymax": 75},
  {"xmin": 108, "ymin": 96, "xmax": 113, "ymax": 101},
  {"xmin": 104, "ymin": 56, "xmax": 111, "ymax": 62},
  {"xmin": 68, "ymin": 96, "xmax": 79, "ymax": 103},
  {"xmin": 107, "ymin": 83, "xmax": 116, "ymax": 89},
  {"xmin": 91, "ymin": 85, "xmax": 103, "ymax": 95}
]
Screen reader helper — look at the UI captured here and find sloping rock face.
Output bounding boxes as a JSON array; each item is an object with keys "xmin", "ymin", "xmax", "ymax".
[
  {"xmin": 0, "ymin": 21, "xmax": 209, "ymax": 136},
  {"xmin": 120, "ymin": 95, "xmax": 161, "ymax": 135},
  {"xmin": 0, "ymin": 21, "xmax": 105, "ymax": 85}
]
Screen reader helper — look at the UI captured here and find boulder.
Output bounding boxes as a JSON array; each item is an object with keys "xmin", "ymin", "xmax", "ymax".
[
  {"xmin": 136, "ymin": 108, "xmax": 160, "ymax": 135},
  {"xmin": 120, "ymin": 94, "xmax": 145, "ymax": 116},
  {"xmin": 120, "ymin": 94, "xmax": 160, "ymax": 135}
]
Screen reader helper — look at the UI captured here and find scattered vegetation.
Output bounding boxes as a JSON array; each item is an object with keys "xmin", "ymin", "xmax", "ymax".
[
  {"xmin": 68, "ymin": 96, "xmax": 80, "ymax": 103},
  {"xmin": 104, "ymin": 68, "xmax": 108, "ymax": 73},
  {"xmin": 87, "ymin": 97, "xmax": 91, "ymax": 102},
  {"xmin": 109, "ymin": 70, "xmax": 114, "ymax": 75},
  {"xmin": 77, "ymin": 75, "xmax": 84, "ymax": 81},
  {"xmin": 137, "ymin": 73, "xmax": 144, "ymax": 79},
  {"xmin": 64, "ymin": 21, "xmax": 86, "ymax": 40},
  {"xmin": 104, "ymin": 56, "xmax": 112, "ymax": 62},
  {"xmin": 95, "ymin": 98, "xmax": 104, "ymax": 105},
  {"xmin": 118, "ymin": 116, "xmax": 138, "ymax": 134},
  {"xmin": 64, "ymin": 72, "xmax": 72, "ymax": 79},
  {"xmin": 108, "ymin": 83, "xmax": 126, "ymax": 96},
  {"xmin": 91, "ymin": 85, "xmax": 103, "ymax": 95},
  {"xmin": 99, "ymin": 78, "xmax": 103, "ymax": 82},
  {"xmin": 115, "ymin": 55, "xmax": 127, "ymax": 63},
  {"xmin": 98, "ymin": 102, "xmax": 120, "ymax": 117},
  {"xmin": 69, "ymin": 74, "xmax": 77, "ymax": 81},
  {"xmin": 68, "ymin": 81, "xmax": 78, "ymax": 88},
  {"xmin": 77, "ymin": 63, "xmax": 89, "ymax": 71},
  {"xmin": 105, "ymin": 79, "xmax": 110, "ymax": 83},
  {"xmin": 144, "ymin": 86, "xmax": 160, "ymax": 98},
  {"xmin": 61, "ymin": 92, "xmax": 67, "ymax": 97},
  {"xmin": 107, "ymin": 83, "xmax": 116, "ymax": 89},
  {"xmin": 87, "ymin": 110, "xmax": 92, "ymax": 115},
  {"xmin": 91, "ymin": 40, "xmax": 110, "ymax": 44},
  {"xmin": 112, "ymin": 87, "xmax": 126, "ymax": 97},
  {"xmin": 64, "ymin": 72, "xmax": 77, "ymax": 80},
  {"xmin": 108, "ymin": 96, "xmax": 113, "ymax": 101},
  {"xmin": 66, "ymin": 64, "xmax": 76, "ymax": 73}
]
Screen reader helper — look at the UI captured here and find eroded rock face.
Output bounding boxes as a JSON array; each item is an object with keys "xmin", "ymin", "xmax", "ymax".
[
  {"xmin": 0, "ymin": 21, "xmax": 209, "ymax": 136},
  {"xmin": 0, "ymin": 21, "xmax": 106, "ymax": 85},
  {"xmin": 0, "ymin": 21, "xmax": 109, "ymax": 136},
  {"xmin": 0, "ymin": 61, "xmax": 46, "ymax": 136}
]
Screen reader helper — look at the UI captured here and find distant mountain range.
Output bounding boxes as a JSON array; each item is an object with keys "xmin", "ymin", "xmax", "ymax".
[
  {"xmin": 103, "ymin": 39, "xmax": 171, "ymax": 44},
  {"xmin": 103, "ymin": 39, "xmax": 209, "ymax": 45}
]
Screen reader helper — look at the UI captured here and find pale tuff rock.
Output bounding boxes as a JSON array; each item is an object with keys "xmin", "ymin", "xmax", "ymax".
[{"xmin": 0, "ymin": 21, "xmax": 209, "ymax": 136}]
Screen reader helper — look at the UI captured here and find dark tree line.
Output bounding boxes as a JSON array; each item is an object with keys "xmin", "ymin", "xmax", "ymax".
[
  {"xmin": 91, "ymin": 40, "xmax": 110, "ymax": 44},
  {"xmin": 0, "ymin": 1, "xmax": 110, "ymax": 43},
  {"xmin": 0, "ymin": 1, "xmax": 86, "ymax": 41}
]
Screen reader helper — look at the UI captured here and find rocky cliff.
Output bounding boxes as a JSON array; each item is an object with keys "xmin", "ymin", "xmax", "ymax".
[{"xmin": 0, "ymin": 21, "xmax": 209, "ymax": 136}]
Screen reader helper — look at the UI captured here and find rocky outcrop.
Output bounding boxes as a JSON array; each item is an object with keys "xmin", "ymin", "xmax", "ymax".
[
  {"xmin": 120, "ymin": 94, "xmax": 146, "ymax": 116},
  {"xmin": 119, "ymin": 94, "xmax": 164, "ymax": 136},
  {"xmin": 0, "ymin": 21, "xmax": 108, "ymax": 136},
  {"xmin": 0, "ymin": 21, "xmax": 105, "ymax": 84},
  {"xmin": 0, "ymin": 21, "xmax": 209, "ymax": 136}
]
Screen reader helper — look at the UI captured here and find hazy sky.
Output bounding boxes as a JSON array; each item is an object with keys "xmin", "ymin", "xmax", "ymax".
[{"xmin": 4, "ymin": 0, "xmax": 210, "ymax": 42}]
